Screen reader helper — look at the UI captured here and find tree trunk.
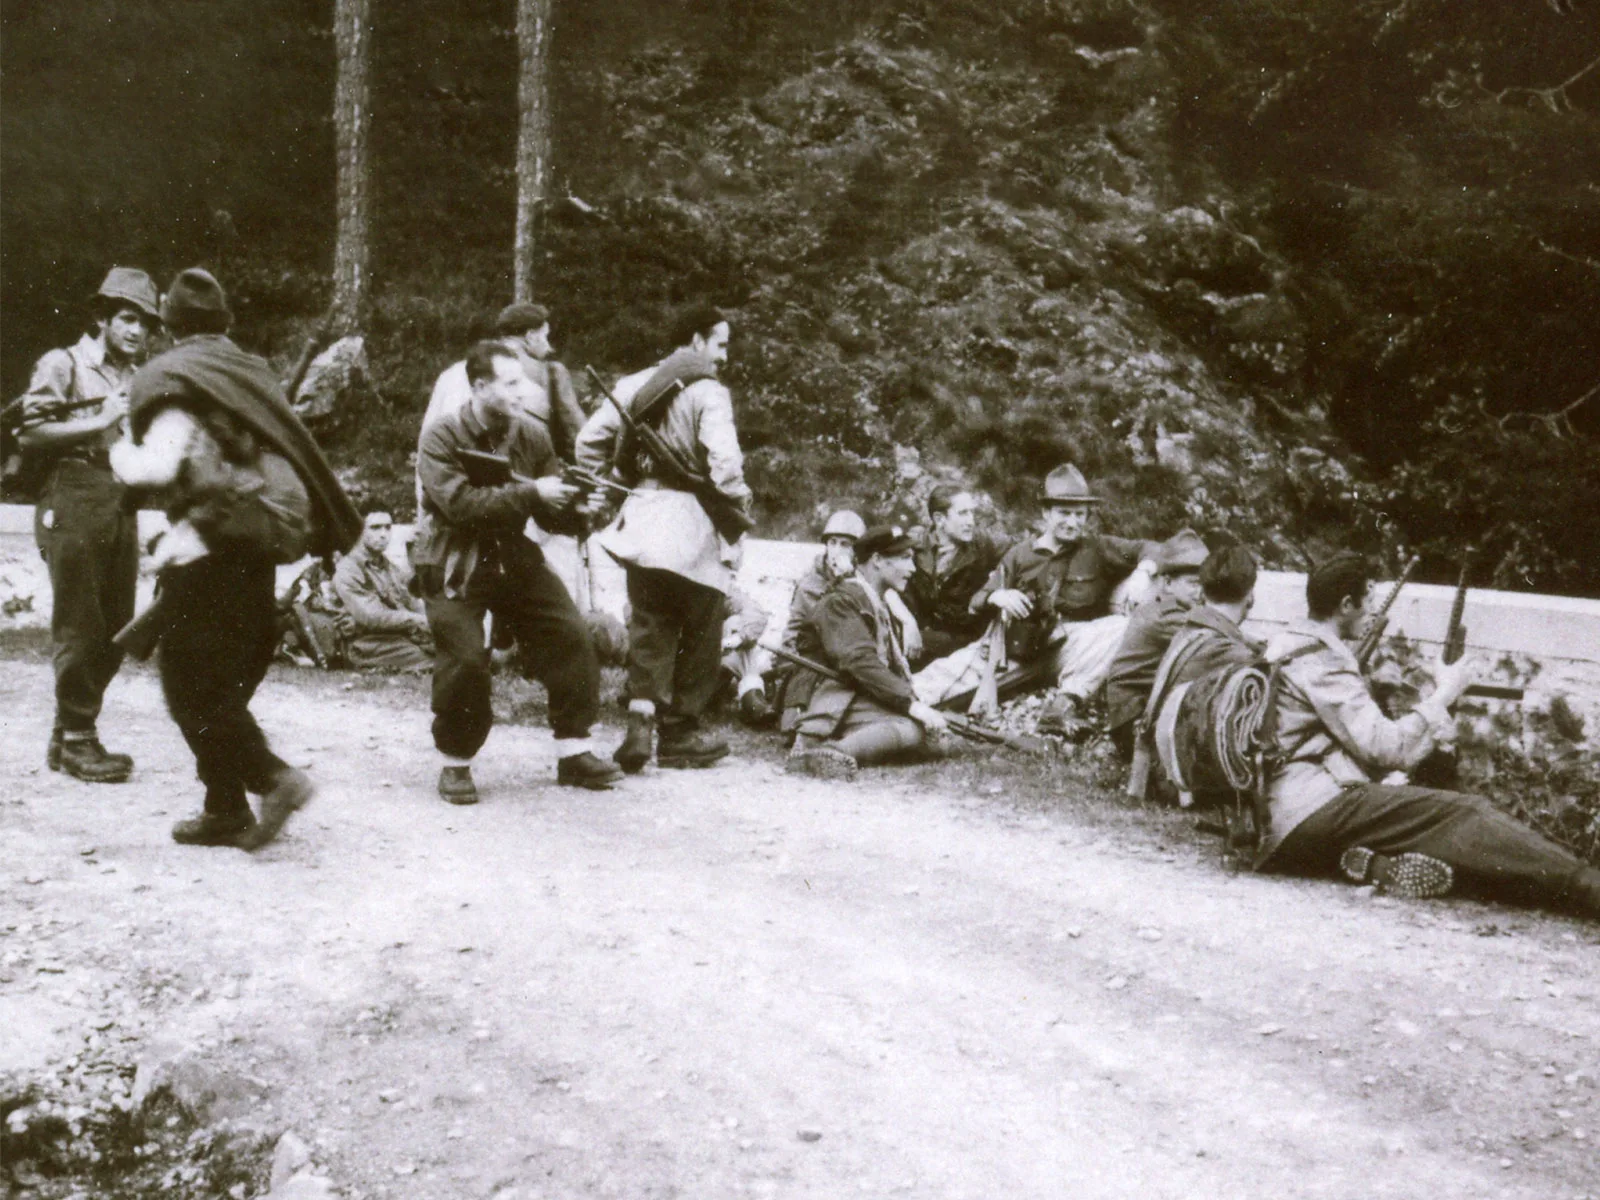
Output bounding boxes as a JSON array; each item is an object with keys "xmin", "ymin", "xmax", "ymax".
[
  {"xmin": 331, "ymin": 0, "xmax": 371, "ymax": 333},
  {"xmin": 514, "ymin": 0, "xmax": 553, "ymax": 304}
]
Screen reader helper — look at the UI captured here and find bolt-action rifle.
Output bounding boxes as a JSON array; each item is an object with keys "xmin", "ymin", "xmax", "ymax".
[
  {"xmin": 583, "ymin": 366, "xmax": 754, "ymax": 544},
  {"xmin": 1440, "ymin": 552, "xmax": 1523, "ymax": 702},
  {"xmin": 765, "ymin": 643, "xmax": 1050, "ymax": 757},
  {"xmin": 1356, "ymin": 554, "xmax": 1420, "ymax": 669}
]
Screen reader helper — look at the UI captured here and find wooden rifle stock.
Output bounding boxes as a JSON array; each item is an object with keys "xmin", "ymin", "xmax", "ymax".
[
  {"xmin": 764, "ymin": 643, "xmax": 1049, "ymax": 756},
  {"xmin": 1356, "ymin": 554, "xmax": 1420, "ymax": 668}
]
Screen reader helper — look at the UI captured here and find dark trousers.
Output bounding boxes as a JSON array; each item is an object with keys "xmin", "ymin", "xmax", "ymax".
[
  {"xmin": 625, "ymin": 566, "xmax": 723, "ymax": 734},
  {"xmin": 158, "ymin": 552, "xmax": 286, "ymax": 820},
  {"xmin": 39, "ymin": 462, "xmax": 137, "ymax": 733},
  {"xmin": 424, "ymin": 536, "xmax": 598, "ymax": 759},
  {"xmin": 1266, "ymin": 783, "xmax": 1599, "ymax": 910}
]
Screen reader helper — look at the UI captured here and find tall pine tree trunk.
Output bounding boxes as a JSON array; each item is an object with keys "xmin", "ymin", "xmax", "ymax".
[
  {"xmin": 331, "ymin": 0, "xmax": 371, "ymax": 333},
  {"xmin": 514, "ymin": 0, "xmax": 552, "ymax": 303}
]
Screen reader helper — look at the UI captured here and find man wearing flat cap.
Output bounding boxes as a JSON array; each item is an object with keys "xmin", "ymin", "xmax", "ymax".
[
  {"xmin": 17, "ymin": 267, "xmax": 162, "ymax": 782},
  {"xmin": 1103, "ymin": 527, "xmax": 1209, "ymax": 756},
  {"xmin": 419, "ymin": 302, "xmax": 586, "ymax": 459},
  {"xmin": 914, "ymin": 463, "xmax": 1160, "ymax": 736},
  {"xmin": 788, "ymin": 524, "xmax": 950, "ymax": 780},
  {"xmin": 111, "ymin": 267, "xmax": 362, "ymax": 850}
]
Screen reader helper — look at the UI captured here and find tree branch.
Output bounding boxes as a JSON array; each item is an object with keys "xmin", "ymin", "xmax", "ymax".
[
  {"xmin": 1498, "ymin": 379, "xmax": 1600, "ymax": 438},
  {"xmin": 1489, "ymin": 52, "xmax": 1600, "ymax": 113}
]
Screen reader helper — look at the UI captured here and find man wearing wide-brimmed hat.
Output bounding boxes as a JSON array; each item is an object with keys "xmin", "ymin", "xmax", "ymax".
[
  {"xmin": 787, "ymin": 524, "xmax": 950, "ymax": 781},
  {"xmin": 17, "ymin": 267, "xmax": 161, "ymax": 782},
  {"xmin": 1103, "ymin": 527, "xmax": 1210, "ymax": 755},
  {"xmin": 913, "ymin": 463, "xmax": 1160, "ymax": 735}
]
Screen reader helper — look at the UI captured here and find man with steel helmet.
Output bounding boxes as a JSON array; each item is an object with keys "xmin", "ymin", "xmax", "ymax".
[{"xmin": 16, "ymin": 267, "xmax": 161, "ymax": 782}]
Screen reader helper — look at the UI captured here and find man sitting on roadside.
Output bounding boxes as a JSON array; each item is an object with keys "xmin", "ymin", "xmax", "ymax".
[
  {"xmin": 1103, "ymin": 528, "xmax": 1209, "ymax": 757},
  {"xmin": 1255, "ymin": 553, "xmax": 1599, "ymax": 917},
  {"xmin": 332, "ymin": 510, "xmax": 433, "ymax": 672},
  {"xmin": 903, "ymin": 486, "xmax": 1008, "ymax": 667},
  {"xmin": 721, "ymin": 585, "xmax": 774, "ymax": 726},
  {"xmin": 787, "ymin": 526, "xmax": 950, "ymax": 780},
  {"xmin": 914, "ymin": 463, "xmax": 1159, "ymax": 736}
]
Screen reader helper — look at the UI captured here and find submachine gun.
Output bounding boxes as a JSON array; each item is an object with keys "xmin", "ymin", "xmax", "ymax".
[
  {"xmin": 1441, "ymin": 553, "xmax": 1523, "ymax": 702},
  {"xmin": 1356, "ymin": 554, "xmax": 1420, "ymax": 669}
]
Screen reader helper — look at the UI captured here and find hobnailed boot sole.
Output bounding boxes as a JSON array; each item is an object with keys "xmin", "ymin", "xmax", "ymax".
[
  {"xmin": 1340, "ymin": 847, "xmax": 1454, "ymax": 900},
  {"xmin": 785, "ymin": 747, "xmax": 858, "ymax": 782},
  {"xmin": 238, "ymin": 769, "xmax": 316, "ymax": 850}
]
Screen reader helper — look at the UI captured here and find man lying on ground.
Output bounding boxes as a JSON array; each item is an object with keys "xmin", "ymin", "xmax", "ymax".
[
  {"xmin": 787, "ymin": 525, "xmax": 950, "ymax": 780},
  {"xmin": 1103, "ymin": 528, "xmax": 1209, "ymax": 757},
  {"xmin": 332, "ymin": 510, "xmax": 434, "ymax": 673},
  {"xmin": 1257, "ymin": 553, "xmax": 1599, "ymax": 917},
  {"xmin": 914, "ymin": 463, "xmax": 1159, "ymax": 737},
  {"xmin": 903, "ymin": 486, "xmax": 1008, "ymax": 668}
]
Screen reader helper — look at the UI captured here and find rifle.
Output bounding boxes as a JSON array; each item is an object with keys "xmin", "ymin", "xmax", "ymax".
[
  {"xmin": 765, "ymin": 643, "xmax": 1050, "ymax": 756},
  {"xmin": 1356, "ymin": 554, "xmax": 1420, "ymax": 668},
  {"xmin": 583, "ymin": 365, "xmax": 755, "ymax": 544},
  {"xmin": 456, "ymin": 448, "xmax": 632, "ymax": 499},
  {"xmin": 1439, "ymin": 552, "xmax": 1524, "ymax": 701},
  {"xmin": 113, "ymin": 589, "xmax": 168, "ymax": 661},
  {"xmin": 284, "ymin": 308, "xmax": 337, "ymax": 406},
  {"xmin": 2, "ymin": 394, "xmax": 108, "ymax": 427}
]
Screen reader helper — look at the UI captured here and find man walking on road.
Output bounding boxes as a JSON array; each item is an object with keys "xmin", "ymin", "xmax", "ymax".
[
  {"xmin": 576, "ymin": 304, "xmax": 753, "ymax": 774},
  {"xmin": 111, "ymin": 268, "xmax": 362, "ymax": 849},
  {"xmin": 416, "ymin": 341, "xmax": 622, "ymax": 804},
  {"xmin": 17, "ymin": 268, "xmax": 161, "ymax": 782}
]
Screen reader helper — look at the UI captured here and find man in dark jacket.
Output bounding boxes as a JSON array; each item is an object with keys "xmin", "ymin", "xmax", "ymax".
[
  {"xmin": 903, "ymin": 486, "xmax": 1007, "ymax": 667},
  {"xmin": 416, "ymin": 341, "xmax": 623, "ymax": 804},
  {"xmin": 111, "ymin": 268, "xmax": 363, "ymax": 850},
  {"xmin": 787, "ymin": 526, "xmax": 950, "ymax": 780}
]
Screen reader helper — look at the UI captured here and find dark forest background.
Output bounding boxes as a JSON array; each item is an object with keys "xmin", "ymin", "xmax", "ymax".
[{"xmin": 4, "ymin": 0, "xmax": 1598, "ymax": 593}]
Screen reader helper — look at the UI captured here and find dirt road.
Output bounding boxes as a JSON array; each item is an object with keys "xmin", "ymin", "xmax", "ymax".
[{"xmin": 2, "ymin": 650, "xmax": 1596, "ymax": 1199}]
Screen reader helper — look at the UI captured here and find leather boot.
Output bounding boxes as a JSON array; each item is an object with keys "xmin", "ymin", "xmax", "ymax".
[
  {"xmin": 172, "ymin": 810, "xmax": 257, "ymax": 847},
  {"xmin": 557, "ymin": 751, "xmax": 624, "ymax": 790},
  {"xmin": 58, "ymin": 735, "xmax": 134, "ymax": 783},
  {"xmin": 614, "ymin": 712, "xmax": 654, "ymax": 774},
  {"xmin": 658, "ymin": 727, "xmax": 729, "ymax": 769},
  {"xmin": 236, "ymin": 766, "xmax": 315, "ymax": 850}
]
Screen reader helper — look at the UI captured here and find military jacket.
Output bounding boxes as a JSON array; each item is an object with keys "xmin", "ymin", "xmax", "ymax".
[
  {"xmin": 797, "ymin": 576, "xmax": 915, "ymax": 736},
  {"xmin": 905, "ymin": 534, "xmax": 1007, "ymax": 645}
]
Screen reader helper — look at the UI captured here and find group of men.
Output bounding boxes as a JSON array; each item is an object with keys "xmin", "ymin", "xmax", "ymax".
[{"xmin": 15, "ymin": 266, "xmax": 1599, "ymax": 921}]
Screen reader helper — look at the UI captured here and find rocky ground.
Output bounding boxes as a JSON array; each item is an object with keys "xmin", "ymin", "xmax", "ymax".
[{"xmin": 2, "ymin": 634, "xmax": 1598, "ymax": 1200}]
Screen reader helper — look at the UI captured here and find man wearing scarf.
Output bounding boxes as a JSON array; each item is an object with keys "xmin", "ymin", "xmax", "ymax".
[{"xmin": 111, "ymin": 268, "xmax": 362, "ymax": 850}]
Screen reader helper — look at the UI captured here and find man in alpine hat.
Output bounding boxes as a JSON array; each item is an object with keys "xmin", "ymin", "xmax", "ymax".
[
  {"xmin": 18, "ymin": 267, "xmax": 162, "ymax": 782},
  {"xmin": 914, "ymin": 463, "xmax": 1159, "ymax": 735}
]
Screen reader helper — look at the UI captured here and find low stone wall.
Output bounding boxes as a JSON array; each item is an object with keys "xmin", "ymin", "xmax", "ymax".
[{"xmin": 4, "ymin": 503, "xmax": 1597, "ymax": 740}]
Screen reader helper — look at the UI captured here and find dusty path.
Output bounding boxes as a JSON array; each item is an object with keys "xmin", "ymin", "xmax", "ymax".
[{"xmin": 2, "ymin": 652, "xmax": 1597, "ymax": 1199}]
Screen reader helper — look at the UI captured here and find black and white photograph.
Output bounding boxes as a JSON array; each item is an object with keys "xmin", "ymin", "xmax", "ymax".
[{"xmin": 2, "ymin": 1, "xmax": 1597, "ymax": 1196}]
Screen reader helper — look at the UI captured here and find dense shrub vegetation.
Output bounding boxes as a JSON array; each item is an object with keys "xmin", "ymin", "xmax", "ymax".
[{"xmin": 3, "ymin": 0, "xmax": 1596, "ymax": 591}]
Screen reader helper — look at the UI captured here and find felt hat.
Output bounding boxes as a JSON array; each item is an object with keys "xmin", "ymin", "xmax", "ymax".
[
  {"xmin": 821, "ymin": 510, "xmax": 867, "ymax": 541},
  {"xmin": 92, "ymin": 267, "xmax": 160, "ymax": 320},
  {"xmin": 1042, "ymin": 463, "xmax": 1102, "ymax": 506},
  {"xmin": 160, "ymin": 267, "xmax": 231, "ymax": 329},
  {"xmin": 1155, "ymin": 528, "xmax": 1209, "ymax": 575},
  {"xmin": 856, "ymin": 524, "xmax": 915, "ymax": 561}
]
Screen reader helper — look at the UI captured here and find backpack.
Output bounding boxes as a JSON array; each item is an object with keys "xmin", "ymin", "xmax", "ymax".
[{"xmin": 1128, "ymin": 631, "xmax": 1318, "ymax": 855}]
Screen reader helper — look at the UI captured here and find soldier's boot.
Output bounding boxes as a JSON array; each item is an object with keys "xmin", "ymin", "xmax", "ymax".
[
  {"xmin": 1339, "ymin": 847, "xmax": 1454, "ymax": 900},
  {"xmin": 785, "ymin": 744, "xmax": 858, "ymax": 782},
  {"xmin": 438, "ymin": 764, "xmax": 479, "ymax": 806},
  {"xmin": 557, "ymin": 751, "xmax": 624, "ymax": 790},
  {"xmin": 614, "ymin": 712, "xmax": 655, "ymax": 775},
  {"xmin": 658, "ymin": 728, "xmax": 729, "ymax": 770},
  {"xmin": 172, "ymin": 810, "xmax": 258, "ymax": 848},
  {"xmin": 236, "ymin": 766, "xmax": 315, "ymax": 851},
  {"xmin": 57, "ymin": 734, "xmax": 134, "ymax": 783}
]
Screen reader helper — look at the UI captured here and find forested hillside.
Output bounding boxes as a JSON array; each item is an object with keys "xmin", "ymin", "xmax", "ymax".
[{"xmin": 4, "ymin": 0, "xmax": 1597, "ymax": 591}]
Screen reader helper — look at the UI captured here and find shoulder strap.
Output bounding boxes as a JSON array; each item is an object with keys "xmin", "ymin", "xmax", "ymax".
[{"xmin": 1140, "ymin": 628, "xmax": 1210, "ymax": 732}]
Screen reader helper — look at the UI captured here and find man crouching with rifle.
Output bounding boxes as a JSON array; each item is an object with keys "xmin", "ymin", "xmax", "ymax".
[{"xmin": 576, "ymin": 304, "xmax": 754, "ymax": 773}]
